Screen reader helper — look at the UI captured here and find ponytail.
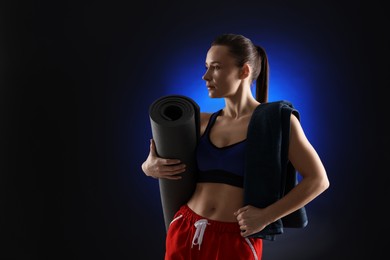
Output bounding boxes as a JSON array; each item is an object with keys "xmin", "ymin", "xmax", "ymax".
[{"xmin": 255, "ymin": 45, "xmax": 269, "ymax": 103}]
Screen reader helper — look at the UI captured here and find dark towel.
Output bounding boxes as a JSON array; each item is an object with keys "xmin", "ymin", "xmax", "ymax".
[{"xmin": 244, "ymin": 100, "xmax": 308, "ymax": 241}]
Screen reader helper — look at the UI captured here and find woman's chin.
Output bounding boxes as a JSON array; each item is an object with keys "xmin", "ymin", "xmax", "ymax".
[{"xmin": 208, "ymin": 91, "xmax": 219, "ymax": 98}]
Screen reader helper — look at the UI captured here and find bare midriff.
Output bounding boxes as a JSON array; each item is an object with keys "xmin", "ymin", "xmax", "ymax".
[{"xmin": 187, "ymin": 182, "xmax": 244, "ymax": 222}]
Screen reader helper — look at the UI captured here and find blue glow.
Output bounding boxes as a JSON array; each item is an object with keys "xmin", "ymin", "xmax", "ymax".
[
  {"xmin": 161, "ymin": 39, "xmax": 317, "ymax": 116},
  {"xmin": 158, "ymin": 42, "xmax": 323, "ymax": 189},
  {"xmin": 158, "ymin": 37, "xmax": 328, "ymax": 153}
]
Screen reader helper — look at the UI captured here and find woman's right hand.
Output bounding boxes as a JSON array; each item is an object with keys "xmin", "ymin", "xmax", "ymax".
[{"xmin": 141, "ymin": 139, "xmax": 186, "ymax": 180}]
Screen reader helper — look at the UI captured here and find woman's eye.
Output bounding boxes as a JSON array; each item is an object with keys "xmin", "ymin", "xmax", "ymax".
[{"xmin": 205, "ymin": 65, "xmax": 220, "ymax": 71}]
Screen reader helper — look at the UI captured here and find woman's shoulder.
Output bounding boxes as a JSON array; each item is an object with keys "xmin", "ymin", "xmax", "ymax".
[
  {"xmin": 200, "ymin": 112, "xmax": 212, "ymax": 132},
  {"xmin": 200, "ymin": 112, "xmax": 216, "ymax": 135},
  {"xmin": 200, "ymin": 112, "xmax": 212, "ymax": 122}
]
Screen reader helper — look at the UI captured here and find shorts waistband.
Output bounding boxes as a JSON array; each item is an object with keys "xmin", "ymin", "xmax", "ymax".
[{"xmin": 178, "ymin": 204, "xmax": 241, "ymax": 233}]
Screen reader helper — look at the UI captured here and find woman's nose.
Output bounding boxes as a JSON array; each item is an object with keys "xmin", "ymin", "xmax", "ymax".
[{"xmin": 202, "ymin": 70, "xmax": 210, "ymax": 81}]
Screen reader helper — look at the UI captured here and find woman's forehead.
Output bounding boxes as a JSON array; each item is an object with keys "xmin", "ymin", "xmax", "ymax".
[{"xmin": 205, "ymin": 45, "xmax": 234, "ymax": 64}]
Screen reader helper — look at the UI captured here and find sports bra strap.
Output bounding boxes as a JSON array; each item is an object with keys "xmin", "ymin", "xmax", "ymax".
[{"xmin": 203, "ymin": 109, "xmax": 222, "ymax": 136}]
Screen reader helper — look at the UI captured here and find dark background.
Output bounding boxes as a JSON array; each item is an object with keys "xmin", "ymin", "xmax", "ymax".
[{"xmin": 1, "ymin": 0, "xmax": 388, "ymax": 259}]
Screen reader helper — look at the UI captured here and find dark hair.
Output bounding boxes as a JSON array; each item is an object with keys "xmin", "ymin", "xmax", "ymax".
[{"xmin": 211, "ymin": 33, "xmax": 269, "ymax": 103}]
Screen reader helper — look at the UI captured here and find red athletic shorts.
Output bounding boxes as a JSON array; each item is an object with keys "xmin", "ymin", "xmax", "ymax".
[{"xmin": 165, "ymin": 204, "xmax": 262, "ymax": 260}]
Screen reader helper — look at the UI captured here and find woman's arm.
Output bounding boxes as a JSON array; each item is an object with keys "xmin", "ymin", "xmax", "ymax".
[
  {"xmin": 265, "ymin": 114, "xmax": 329, "ymax": 219},
  {"xmin": 141, "ymin": 139, "xmax": 186, "ymax": 180},
  {"xmin": 141, "ymin": 112, "xmax": 212, "ymax": 180},
  {"xmin": 235, "ymin": 114, "xmax": 329, "ymax": 236}
]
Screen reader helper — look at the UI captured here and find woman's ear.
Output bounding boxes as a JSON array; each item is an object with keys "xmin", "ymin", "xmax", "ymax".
[{"xmin": 239, "ymin": 64, "xmax": 250, "ymax": 79}]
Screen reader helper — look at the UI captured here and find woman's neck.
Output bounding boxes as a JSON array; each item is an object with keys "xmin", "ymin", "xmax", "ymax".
[{"xmin": 222, "ymin": 96, "xmax": 260, "ymax": 119}]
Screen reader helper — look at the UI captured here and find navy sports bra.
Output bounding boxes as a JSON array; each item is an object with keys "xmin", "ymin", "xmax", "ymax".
[{"xmin": 196, "ymin": 110, "xmax": 246, "ymax": 188}]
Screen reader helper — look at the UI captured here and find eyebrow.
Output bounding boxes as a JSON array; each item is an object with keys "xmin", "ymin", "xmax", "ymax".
[{"xmin": 206, "ymin": 61, "xmax": 222, "ymax": 66}]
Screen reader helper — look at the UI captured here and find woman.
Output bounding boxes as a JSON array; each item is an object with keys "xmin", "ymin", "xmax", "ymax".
[{"xmin": 141, "ymin": 33, "xmax": 329, "ymax": 260}]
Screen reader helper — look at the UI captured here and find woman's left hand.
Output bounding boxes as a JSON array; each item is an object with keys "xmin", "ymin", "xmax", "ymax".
[{"xmin": 234, "ymin": 205, "xmax": 268, "ymax": 237}]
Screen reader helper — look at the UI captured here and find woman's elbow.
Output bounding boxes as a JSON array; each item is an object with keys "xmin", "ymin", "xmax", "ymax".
[{"xmin": 318, "ymin": 171, "xmax": 330, "ymax": 193}]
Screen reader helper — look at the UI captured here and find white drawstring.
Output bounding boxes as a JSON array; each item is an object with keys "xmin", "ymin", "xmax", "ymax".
[{"xmin": 191, "ymin": 219, "xmax": 209, "ymax": 250}]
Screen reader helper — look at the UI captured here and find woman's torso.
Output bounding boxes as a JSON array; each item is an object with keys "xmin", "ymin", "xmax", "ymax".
[{"xmin": 187, "ymin": 110, "xmax": 252, "ymax": 222}]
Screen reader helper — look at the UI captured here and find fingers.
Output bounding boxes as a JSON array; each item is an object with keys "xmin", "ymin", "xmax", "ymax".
[
  {"xmin": 234, "ymin": 206, "xmax": 251, "ymax": 237},
  {"xmin": 149, "ymin": 139, "xmax": 157, "ymax": 156},
  {"xmin": 240, "ymin": 229, "xmax": 249, "ymax": 237},
  {"xmin": 147, "ymin": 139, "xmax": 187, "ymax": 180},
  {"xmin": 235, "ymin": 206, "xmax": 265, "ymax": 237},
  {"xmin": 240, "ymin": 225, "xmax": 247, "ymax": 233},
  {"xmin": 157, "ymin": 163, "xmax": 186, "ymax": 176},
  {"xmin": 160, "ymin": 158, "xmax": 182, "ymax": 166},
  {"xmin": 162, "ymin": 174, "xmax": 183, "ymax": 180},
  {"xmin": 238, "ymin": 220, "xmax": 253, "ymax": 237},
  {"xmin": 239, "ymin": 221, "xmax": 249, "ymax": 237},
  {"xmin": 151, "ymin": 157, "xmax": 186, "ymax": 180},
  {"xmin": 234, "ymin": 205, "xmax": 249, "ymax": 217}
]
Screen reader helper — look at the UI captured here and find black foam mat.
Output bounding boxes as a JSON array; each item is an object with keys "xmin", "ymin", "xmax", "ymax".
[{"xmin": 149, "ymin": 95, "xmax": 200, "ymax": 231}]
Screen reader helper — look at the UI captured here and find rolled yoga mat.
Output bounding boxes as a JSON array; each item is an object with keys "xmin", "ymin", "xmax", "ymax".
[{"xmin": 149, "ymin": 95, "xmax": 200, "ymax": 231}]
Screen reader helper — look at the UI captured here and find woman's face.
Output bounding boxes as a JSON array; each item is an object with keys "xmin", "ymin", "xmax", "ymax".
[{"xmin": 202, "ymin": 45, "xmax": 242, "ymax": 98}]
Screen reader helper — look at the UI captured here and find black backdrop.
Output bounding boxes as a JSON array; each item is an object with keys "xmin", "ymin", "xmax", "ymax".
[{"xmin": 1, "ymin": 1, "xmax": 389, "ymax": 259}]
